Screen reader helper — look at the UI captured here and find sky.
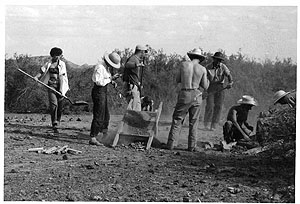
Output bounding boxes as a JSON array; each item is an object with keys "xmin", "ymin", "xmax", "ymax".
[{"xmin": 3, "ymin": 1, "xmax": 298, "ymax": 65}]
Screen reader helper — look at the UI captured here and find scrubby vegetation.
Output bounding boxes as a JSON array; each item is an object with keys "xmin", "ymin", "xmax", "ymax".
[{"xmin": 5, "ymin": 48, "xmax": 296, "ymax": 124}]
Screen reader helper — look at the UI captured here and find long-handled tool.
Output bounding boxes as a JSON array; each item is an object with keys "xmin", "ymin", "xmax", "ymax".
[{"xmin": 17, "ymin": 68, "xmax": 88, "ymax": 106}]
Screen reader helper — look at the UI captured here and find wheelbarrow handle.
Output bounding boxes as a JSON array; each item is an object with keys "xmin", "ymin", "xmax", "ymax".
[{"xmin": 17, "ymin": 68, "xmax": 73, "ymax": 104}]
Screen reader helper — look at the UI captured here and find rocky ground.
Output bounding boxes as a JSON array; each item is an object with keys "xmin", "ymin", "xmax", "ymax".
[{"xmin": 4, "ymin": 113, "xmax": 295, "ymax": 202}]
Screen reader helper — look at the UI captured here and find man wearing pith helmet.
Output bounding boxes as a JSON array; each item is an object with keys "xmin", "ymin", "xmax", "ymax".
[
  {"xmin": 89, "ymin": 52, "xmax": 121, "ymax": 146},
  {"xmin": 203, "ymin": 51, "xmax": 233, "ymax": 131},
  {"xmin": 166, "ymin": 48, "xmax": 209, "ymax": 152},
  {"xmin": 273, "ymin": 90, "xmax": 296, "ymax": 108},
  {"xmin": 223, "ymin": 95, "xmax": 257, "ymax": 144},
  {"xmin": 123, "ymin": 44, "xmax": 148, "ymax": 111}
]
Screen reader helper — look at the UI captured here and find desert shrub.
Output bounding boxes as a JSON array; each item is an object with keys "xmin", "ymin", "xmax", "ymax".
[{"xmin": 5, "ymin": 49, "xmax": 296, "ymax": 123}]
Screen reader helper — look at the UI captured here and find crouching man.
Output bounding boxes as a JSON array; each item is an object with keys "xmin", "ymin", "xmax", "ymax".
[{"xmin": 223, "ymin": 95, "xmax": 259, "ymax": 148}]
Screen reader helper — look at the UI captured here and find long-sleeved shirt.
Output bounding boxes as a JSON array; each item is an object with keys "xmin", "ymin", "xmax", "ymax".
[
  {"xmin": 92, "ymin": 61, "xmax": 112, "ymax": 86},
  {"xmin": 39, "ymin": 60, "xmax": 69, "ymax": 96},
  {"xmin": 124, "ymin": 54, "xmax": 142, "ymax": 87},
  {"xmin": 206, "ymin": 62, "xmax": 232, "ymax": 85}
]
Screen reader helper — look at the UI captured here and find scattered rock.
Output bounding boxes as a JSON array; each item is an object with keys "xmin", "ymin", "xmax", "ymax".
[
  {"xmin": 199, "ymin": 179, "xmax": 207, "ymax": 183},
  {"xmin": 91, "ymin": 195, "xmax": 102, "ymax": 201},
  {"xmin": 10, "ymin": 169, "xmax": 18, "ymax": 173},
  {"xmin": 62, "ymin": 155, "xmax": 68, "ymax": 160},
  {"xmin": 227, "ymin": 186, "xmax": 242, "ymax": 194},
  {"xmin": 183, "ymin": 197, "xmax": 191, "ymax": 202},
  {"xmin": 76, "ymin": 118, "xmax": 81, "ymax": 121},
  {"xmin": 221, "ymin": 141, "xmax": 237, "ymax": 152}
]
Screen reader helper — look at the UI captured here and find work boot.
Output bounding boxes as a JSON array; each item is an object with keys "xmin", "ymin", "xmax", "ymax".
[{"xmin": 89, "ymin": 137, "xmax": 104, "ymax": 146}]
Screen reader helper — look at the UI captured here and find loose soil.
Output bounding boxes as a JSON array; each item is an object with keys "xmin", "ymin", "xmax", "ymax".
[{"xmin": 4, "ymin": 113, "xmax": 295, "ymax": 202}]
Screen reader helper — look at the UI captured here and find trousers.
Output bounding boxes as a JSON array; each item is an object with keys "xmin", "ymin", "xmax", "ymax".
[
  {"xmin": 90, "ymin": 84, "xmax": 109, "ymax": 137},
  {"xmin": 204, "ymin": 83, "xmax": 225, "ymax": 126},
  {"xmin": 125, "ymin": 83, "xmax": 141, "ymax": 111},
  {"xmin": 48, "ymin": 83, "xmax": 63, "ymax": 127},
  {"xmin": 167, "ymin": 89, "xmax": 202, "ymax": 150}
]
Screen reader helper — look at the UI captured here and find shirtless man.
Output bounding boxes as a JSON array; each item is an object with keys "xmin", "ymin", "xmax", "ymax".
[{"xmin": 166, "ymin": 48, "xmax": 210, "ymax": 151}]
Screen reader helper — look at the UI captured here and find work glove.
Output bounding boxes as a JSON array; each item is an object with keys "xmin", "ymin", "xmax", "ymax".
[{"xmin": 226, "ymin": 82, "xmax": 233, "ymax": 89}]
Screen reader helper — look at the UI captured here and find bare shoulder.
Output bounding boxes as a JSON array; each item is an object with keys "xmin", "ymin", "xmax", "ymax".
[
  {"xmin": 194, "ymin": 63, "xmax": 207, "ymax": 73},
  {"xmin": 181, "ymin": 61, "xmax": 192, "ymax": 69}
]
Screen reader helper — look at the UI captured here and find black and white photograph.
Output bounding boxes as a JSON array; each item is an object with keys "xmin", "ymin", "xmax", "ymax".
[{"xmin": 2, "ymin": 1, "xmax": 298, "ymax": 202}]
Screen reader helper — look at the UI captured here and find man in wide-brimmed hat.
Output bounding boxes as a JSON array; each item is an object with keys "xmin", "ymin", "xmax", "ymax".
[
  {"xmin": 273, "ymin": 90, "xmax": 296, "ymax": 108},
  {"xmin": 89, "ymin": 52, "xmax": 121, "ymax": 146},
  {"xmin": 203, "ymin": 51, "xmax": 234, "ymax": 131},
  {"xmin": 165, "ymin": 48, "xmax": 209, "ymax": 152},
  {"xmin": 223, "ymin": 95, "xmax": 258, "ymax": 144},
  {"xmin": 123, "ymin": 44, "xmax": 148, "ymax": 111}
]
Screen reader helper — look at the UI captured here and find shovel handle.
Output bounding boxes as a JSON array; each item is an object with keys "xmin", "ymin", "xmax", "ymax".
[{"xmin": 17, "ymin": 68, "xmax": 72, "ymax": 103}]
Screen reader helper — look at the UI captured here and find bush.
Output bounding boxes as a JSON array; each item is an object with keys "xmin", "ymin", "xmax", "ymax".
[{"xmin": 5, "ymin": 49, "xmax": 296, "ymax": 124}]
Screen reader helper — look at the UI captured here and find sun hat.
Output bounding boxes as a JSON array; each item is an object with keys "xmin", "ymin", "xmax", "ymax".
[
  {"xmin": 212, "ymin": 52, "xmax": 225, "ymax": 61},
  {"xmin": 50, "ymin": 47, "xmax": 63, "ymax": 57},
  {"xmin": 273, "ymin": 90, "xmax": 289, "ymax": 104},
  {"xmin": 237, "ymin": 95, "xmax": 258, "ymax": 106},
  {"xmin": 187, "ymin": 48, "xmax": 205, "ymax": 61},
  {"xmin": 104, "ymin": 52, "xmax": 121, "ymax": 69},
  {"xmin": 135, "ymin": 45, "xmax": 148, "ymax": 53}
]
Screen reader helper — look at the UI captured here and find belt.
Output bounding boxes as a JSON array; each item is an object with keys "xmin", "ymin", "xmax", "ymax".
[{"xmin": 181, "ymin": 88, "xmax": 198, "ymax": 91}]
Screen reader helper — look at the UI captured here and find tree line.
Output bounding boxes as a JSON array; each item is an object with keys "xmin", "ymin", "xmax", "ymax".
[{"xmin": 5, "ymin": 48, "xmax": 296, "ymax": 124}]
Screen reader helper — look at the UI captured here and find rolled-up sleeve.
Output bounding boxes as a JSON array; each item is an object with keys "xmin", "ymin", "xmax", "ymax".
[{"xmin": 222, "ymin": 64, "xmax": 231, "ymax": 76}]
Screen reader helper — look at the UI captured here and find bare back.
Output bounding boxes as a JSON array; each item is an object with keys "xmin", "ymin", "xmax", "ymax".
[{"xmin": 177, "ymin": 61, "xmax": 209, "ymax": 90}]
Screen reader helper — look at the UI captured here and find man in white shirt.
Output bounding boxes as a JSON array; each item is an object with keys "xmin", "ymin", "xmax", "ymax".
[{"xmin": 89, "ymin": 52, "xmax": 121, "ymax": 146}]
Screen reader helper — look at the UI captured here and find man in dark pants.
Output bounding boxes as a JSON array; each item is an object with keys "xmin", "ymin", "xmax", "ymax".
[
  {"xmin": 204, "ymin": 52, "xmax": 233, "ymax": 131},
  {"xmin": 34, "ymin": 47, "xmax": 69, "ymax": 133},
  {"xmin": 223, "ymin": 95, "xmax": 257, "ymax": 143},
  {"xmin": 166, "ymin": 48, "xmax": 209, "ymax": 151},
  {"xmin": 123, "ymin": 45, "xmax": 148, "ymax": 111},
  {"xmin": 89, "ymin": 52, "xmax": 121, "ymax": 146}
]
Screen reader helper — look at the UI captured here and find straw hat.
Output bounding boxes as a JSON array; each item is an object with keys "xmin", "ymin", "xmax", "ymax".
[
  {"xmin": 212, "ymin": 52, "xmax": 225, "ymax": 61},
  {"xmin": 273, "ymin": 90, "xmax": 289, "ymax": 104},
  {"xmin": 187, "ymin": 48, "xmax": 205, "ymax": 61},
  {"xmin": 237, "ymin": 95, "xmax": 258, "ymax": 106},
  {"xmin": 104, "ymin": 52, "xmax": 121, "ymax": 69}
]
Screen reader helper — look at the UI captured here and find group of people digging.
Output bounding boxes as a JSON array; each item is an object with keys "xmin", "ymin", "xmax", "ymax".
[{"xmin": 32, "ymin": 46, "xmax": 296, "ymax": 149}]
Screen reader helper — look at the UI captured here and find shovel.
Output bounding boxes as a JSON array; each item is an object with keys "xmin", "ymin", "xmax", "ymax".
[{"xmin": 17, "ymin": 68, "xmax": 88, "ymax": 106}]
